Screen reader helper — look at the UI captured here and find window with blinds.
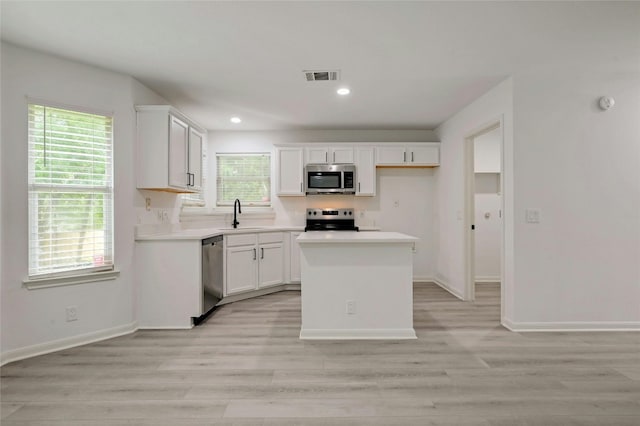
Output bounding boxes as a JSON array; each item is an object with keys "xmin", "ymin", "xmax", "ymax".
[
  {"xmin": 28, "ymin": 104, "xmax": 114, "ymax": 278},
  {"xmin": 216, "ymin": 153, "xmax": 271, "ymax": 207}
]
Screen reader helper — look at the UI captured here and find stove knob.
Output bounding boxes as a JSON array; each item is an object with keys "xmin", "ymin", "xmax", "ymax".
[
  {"xmin": 349, "ymin": 211, "xmax": 352, "ymax": 215},
  {"xmin": 313, "ymin": 211, "xmax": 317, "ymax": 215}
]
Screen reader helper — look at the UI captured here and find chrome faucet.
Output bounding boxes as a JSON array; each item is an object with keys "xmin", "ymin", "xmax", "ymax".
[{"xmin": 232, "ymin": 199, "xmax": 242, "ymax": 228}]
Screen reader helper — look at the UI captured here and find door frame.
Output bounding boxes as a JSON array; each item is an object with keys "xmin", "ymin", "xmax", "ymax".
[{"xmin": 464, "ymin": 117, "xmax": 504, "ymax": 308}]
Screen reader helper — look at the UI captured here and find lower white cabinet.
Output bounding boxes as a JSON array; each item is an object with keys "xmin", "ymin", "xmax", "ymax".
[
  {"xmin": 226, "ymin": 245, "xmax": 258, "ymax": 295},
  {"xmin": 136, "ymin": 240, "xmax": 201, "ymax": 328},
  {"xmin": 225, "ymin": 232, "xmax": 284, "ymax": 296}
]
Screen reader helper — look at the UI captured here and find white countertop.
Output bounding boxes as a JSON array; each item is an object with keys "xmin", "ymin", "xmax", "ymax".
[
  {"xmin": 136, "ymin": 226, "xmax": 381, "ymax": 241},
  {"xmin": 297, "ymin": 231, "xmax": 418, "ymax": 244},
  {"xmin": 136, "ymin": 226, "xmax": 303, "ymax": 241}
]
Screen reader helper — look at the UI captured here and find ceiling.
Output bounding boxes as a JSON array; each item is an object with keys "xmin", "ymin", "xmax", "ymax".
[{"xmin": 1, "ymin": 1, "xmax": 637, "ymax": 131}]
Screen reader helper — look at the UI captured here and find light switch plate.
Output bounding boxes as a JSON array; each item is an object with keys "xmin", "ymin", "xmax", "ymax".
[{"xmin": 526, "ymin": 208, "xmax": 541, "ymax": 223}]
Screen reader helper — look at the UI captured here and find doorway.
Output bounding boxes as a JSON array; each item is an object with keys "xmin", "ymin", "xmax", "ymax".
[{"xmin": 464, "ymin": 119, "xmax": 504, "ymax": 308}]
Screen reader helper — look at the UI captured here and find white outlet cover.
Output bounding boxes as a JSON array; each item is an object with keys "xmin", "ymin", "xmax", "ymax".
[{"xmin": 526, "ymin": 208, "xmax": 541, "ymax": 223}]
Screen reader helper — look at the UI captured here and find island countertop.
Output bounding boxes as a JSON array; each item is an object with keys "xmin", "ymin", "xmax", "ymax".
[{"xmin": 297, "ymin": 231, "xmax": 418, "ymax": 244}]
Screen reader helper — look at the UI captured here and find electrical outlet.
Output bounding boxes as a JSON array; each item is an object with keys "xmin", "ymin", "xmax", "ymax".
[
  {"xmin": 393, "ymin": 200, "xmax": 400, "ymax": 208},
  {"xmin": 65, "ymin": 306, "xmax": 78, "ymax": 322},
  {"xmin": 526, "ymin": 208, "xmax": 541, "ymax": 223},
  {"xmin": 346, "ymin": 300, "xmax": 356, "ymax": 315},
  {"xmin": 145, "ymin": 197, "xmax": 151, "ymax": 211}
]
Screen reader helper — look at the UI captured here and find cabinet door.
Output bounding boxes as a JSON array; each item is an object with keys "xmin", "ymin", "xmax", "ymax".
[
  {"xmin": 276, "ymin": 147, "xmax": 304, "ymax": 195},
  {"xmin": 226, "ymin": 246, "xmax": 257, "ymax": 295},
  {"xmin": 290, "ymin": 232, "xmax": 302, "ymax": 283},
  {"xmin": 188, "ymin": 128, "xmax": 204, "ymax": 190},
  {"xmin": 331, "ymin": 146, "xmax": 354, "ymax": 164},
  {"xmin": 408, "ymin": 145, "xmax": 439, "ymax": 166},
  {"xmin": 168, "ymin": 115, "xmax": 189, "ymax": 189},
  {"xmin": 258, "ymin": 242, "xmax": 284, "ymax": 288},
  {"xmin": 355, "ymin": 147, "xmax": 376, "ymax": 196},
  {"xmin": 376, "ymin": 146, "xmax": 407, "ymax": 165},
  {"xmin": 305, "ymin": 147, "xmax": 329, "ymax": 164}
]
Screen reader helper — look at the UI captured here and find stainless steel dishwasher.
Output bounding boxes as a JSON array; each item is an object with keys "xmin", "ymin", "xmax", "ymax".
[{"xmin": 199, "ymin": 235, "xmax": 223, "ymax": 323}]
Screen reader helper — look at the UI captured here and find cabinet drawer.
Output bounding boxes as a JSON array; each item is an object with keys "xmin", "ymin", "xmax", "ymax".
[
  {"xmin": 258, "ymin": 232, "xmax": 284, "ymax": 244},
  {"xmin": 226, "ymin": 233, "xmax": 257, "ymax": 247}
]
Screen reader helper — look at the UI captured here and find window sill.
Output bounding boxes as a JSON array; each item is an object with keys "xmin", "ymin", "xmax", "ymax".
[{"xmin": 23, "ymin": 269, "xmax": 120, "ymax": 290}]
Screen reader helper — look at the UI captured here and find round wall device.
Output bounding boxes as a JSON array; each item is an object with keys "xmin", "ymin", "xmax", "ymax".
[{"xmin": 599, "ymin": 96, "xmax": 615, "ymax": 111}]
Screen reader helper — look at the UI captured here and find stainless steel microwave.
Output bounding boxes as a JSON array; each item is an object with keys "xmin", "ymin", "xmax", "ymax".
[{"xmin": 305, "ymin": 164, "xmax": 356, "ymax": 195}]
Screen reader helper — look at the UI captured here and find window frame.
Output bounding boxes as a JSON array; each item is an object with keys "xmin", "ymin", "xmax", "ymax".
[{"xmin": 26, "ymin": 101, "xmax": 115, "ymax": 284}]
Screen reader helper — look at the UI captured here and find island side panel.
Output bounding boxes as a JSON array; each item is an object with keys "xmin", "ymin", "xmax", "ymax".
[
  {"xmin": 136, "ymin": 240, "xmax": 201, "ymax": 329},
  {"xmin": 299, "ymin": 242, "xmax": 415, "ymax": 339}
]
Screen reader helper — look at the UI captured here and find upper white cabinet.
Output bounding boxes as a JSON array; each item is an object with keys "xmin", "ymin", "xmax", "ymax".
[
  {"xmin": 276, "ymin": 147, "xmax": 304, "ymax": 196},
  {"xmin": 376, "ymin": 143, "xmax": 440, "ymax": 167},
  {"xmin": 136, "ymin": 105, "xmax": 205, "ymax": 193},
  {"xmin": 188, "ymin": 127, "xmax": 205, "ymax": 191},
  {"xmin": 354, "ymin": 146, "xmax": 376, "ymax": 196},
  {"xmin": 305, "ymin": 146, "xmax": 354, "ymax": 164}
]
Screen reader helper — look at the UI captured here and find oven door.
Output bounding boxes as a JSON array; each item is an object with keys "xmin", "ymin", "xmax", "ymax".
[{"xmin": 306, "ymin": 171, "xmax": 343, "ymax": 194}]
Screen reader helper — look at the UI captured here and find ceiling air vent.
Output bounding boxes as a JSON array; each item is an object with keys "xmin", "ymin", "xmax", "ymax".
[{"xmin": 304, "ymin": 70, "xmax": 340, "ymax": 82}]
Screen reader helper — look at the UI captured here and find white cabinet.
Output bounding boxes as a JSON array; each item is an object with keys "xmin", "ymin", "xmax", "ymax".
[
  {"xmin": 276, "ymin": 147, "xmax": 304, "ymax": 196},
  {"xmin": 136, "ymin": 105, "xmax": 205, "ymax": 192},
  {"xmin": 354, "ymin": 147, "xmax": 376, "ymax": 196},
  {"xmin": 226, "ymin": 245, "xmax": 258, "ymax": 295},
  {"xmin": 188, "ymin": 127, "xmax": 204, "ymax": 191},
  {"xmin": 305, "ymin": 146, "xmax": 354, "ymax": 164},
  {"xmin": 258, "ymin": 243, "xmax": 284, "ymax": 288},
  {"xmin": 136, "ymin": 240, "xmax": 201, "ymax": 328},
  {"xmin": 225, "ymin": 232, "xmax": 284, "ymax": 295},
  {"xmin": 376, "ymin": 143, "xmax": 439, "ymax": 167},
  {"xmin": 290, "ymin": 232, "xmax": 302, "ymax": 283}
]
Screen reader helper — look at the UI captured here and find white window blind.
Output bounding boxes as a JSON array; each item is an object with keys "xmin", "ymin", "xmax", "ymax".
[
  {"xmin": 28, "ymin": 104, "xmax": 114, "ymax": 278},
  {"xmin": 216, "ymin": 153, "xmax": 271, "ymax": 207}
]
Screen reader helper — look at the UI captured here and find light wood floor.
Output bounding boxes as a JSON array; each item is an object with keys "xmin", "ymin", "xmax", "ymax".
[{"xmin": 1, "ymin": 283, "xmax": 639, "ymax": 425}]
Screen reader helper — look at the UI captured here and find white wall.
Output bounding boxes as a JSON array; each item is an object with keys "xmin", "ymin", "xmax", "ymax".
[
  {"xmin": 474, "ymin": 193, "xmax": 501, "ymax": 281},
  {"xmin": 435, "ymin": 1, "xmax": 640, "ymax": 328},
  {"xmin": 474, "ymin": 127, "xmax": 501, "ymax": 173},
  {"xmin": 0, "ymin": 43, "xmax": 167, "ymax": 361},
  {"xmin": 207, "ymin": 130, "xmax": 438, "ymax": 280},
  {"xmin": 474, "ymin": 127, "xmax": 501, "ymax": 282},
  {"xmin": 510, "ymin": 66, "xmax": 640, "ymax": 327},
  {"xmin": 434, "ymin": 78, "xmax": 514, "ymax": 304}
]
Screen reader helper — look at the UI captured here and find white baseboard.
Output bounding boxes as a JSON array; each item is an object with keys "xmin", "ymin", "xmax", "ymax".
[
  {"xmin": 1, "ymin": 321, "xmax": 138, "ymax": 366},
  {"xmin": 432, "ymin": 276, "xmax": 464, "ymax": 300},
  {"xmin": 412, "ymin": 276, "xmax": 434, "ymax": 283},
  {"xmin": 300, "ymin": 328, "xmax": 417, "ymax": 340},
  {"xmin": 502, "ymin": 317, "xmax": 640, "ymax": 332},
  {"xmin": 217, "ymin": 283, "xmax": 300, "ymax": 305}
]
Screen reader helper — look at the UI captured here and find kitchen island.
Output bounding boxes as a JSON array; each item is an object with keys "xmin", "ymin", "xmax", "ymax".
[{"xmin": 297, "ymin": 231, "xmax": 418, "ymax": 340}]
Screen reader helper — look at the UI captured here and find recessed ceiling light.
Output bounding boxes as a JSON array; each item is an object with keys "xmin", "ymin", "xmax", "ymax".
[
  {"xmin": 230, "ymin": 116, "xmax": 242, "ymax": 124},
  {"xmin": 337, "ymin": 88, "xmax": 350, "ymax": 96}
]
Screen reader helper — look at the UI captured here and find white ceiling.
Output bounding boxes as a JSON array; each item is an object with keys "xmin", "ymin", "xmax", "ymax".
[{"xmin": 1, "ymin": 1, "xmax": 637, "ymax": 131}]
